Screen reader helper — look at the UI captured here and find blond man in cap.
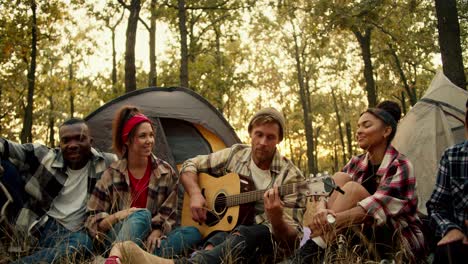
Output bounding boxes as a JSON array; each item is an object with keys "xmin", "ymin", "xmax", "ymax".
[{"xmin": 105, "ymin": 107, "xmax": 306, "ymax": 264}]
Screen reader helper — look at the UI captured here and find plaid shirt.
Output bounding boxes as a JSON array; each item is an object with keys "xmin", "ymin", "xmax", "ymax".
[
  {"xmin": 342, "ymin": 145, "xmax": 424, "ymax": 257},
  {"xmin": 426, "ymin": 141, "xmax": 468, "ymax": 238},
  {"xmin": 86, "ymin": 154, "xmax": 178, "ymax": 236},
  {"xmin": 180, "ymin": 144, "xmax": 306, "ymax": 236},
  {"xmin": 0, "ymin": 138, "xmax": 116, "ymax": 231}
]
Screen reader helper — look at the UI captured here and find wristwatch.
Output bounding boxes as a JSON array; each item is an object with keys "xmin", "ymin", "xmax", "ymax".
[{"xmin": 327, "ymin": 214, "xmax": 336, "ymax": 225}]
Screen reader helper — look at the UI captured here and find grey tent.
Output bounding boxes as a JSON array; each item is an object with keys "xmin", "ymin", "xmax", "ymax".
[
  {"xmin": 85, "ymin": 87, "xmax": 241, "ymax": 169},
  {"xmin": 393, "ymin": 71, "xmax": 467, "ymax": 214}
]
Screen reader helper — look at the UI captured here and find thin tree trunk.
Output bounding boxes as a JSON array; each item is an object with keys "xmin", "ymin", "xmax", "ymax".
[
  {"xmin": 292, "ymin": 33, "xmax": 316, "ymax": 175},
  {"xmin": 435, "ymin": 0, "xmax": 466, "ymax": 89},
  {"xmin": 68, "ymin": 62, "xmax": 74, "ymax": 118},
  {"xmin": 112, "ymin": 30, "xmax": 118, "ymax": 92},
  {"xmin": 400, "ymin": 91, "xmax": 407, "ymax": 115},
  {"xmin": 313, "ymin": 126, "xmax": 321, "ymax": 173},
  {"xmin": 21, "ymin": 0, "xmax": 37, "ymax": 143},
  {"xmin": 331, "ymin": 87, "xmax": 346, "ymax": 165},
  {"xmin": 110, "ymin": 11, "xmax": 124, "ymax": 94},
  {"xmin": 353, "ymin": 27, "xmax": 377, "ymax": 107},
  {"xmin": 333, "ymin": 143, "xmax": 338, "ymax": 173},
  {"xmin": 148, "ymin": 0, "xmax": 157, "ymax": 87},
  {"xmin": 178, "ymin": 0, "xmax": 189, "ymax": 88},
  {"xmin": 0, "ymin": 83, "xmax": 2, "ymax": 134},
  {"xmin": 388, "ymin": 43, "xmax": 417, "ymax": 105},
  {"xmin": 345, "ymin": 121, "xmax": 353, "ymax": 158},
  {"xmin": 48, "ymin": 96, "xmax": 55, "ymax": 147},
  {"xmin": 214, "ymin": 25, "xmax": 224, "ymax": 113},
  {"xmin": 124, "ymin": 0, "xmax": 141, "ymax": 93}
]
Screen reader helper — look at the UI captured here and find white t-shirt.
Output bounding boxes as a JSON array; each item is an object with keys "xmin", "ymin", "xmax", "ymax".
[
  {"xmin": 250, "ymin": 158, "xmax": 273, "ymax": 213},
  {"xmin": 47, "ymin": 161, "xmax": 89, "ymax": 231}
]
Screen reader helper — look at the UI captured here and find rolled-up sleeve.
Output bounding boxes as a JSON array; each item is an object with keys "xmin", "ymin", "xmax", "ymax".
[
  {"xmin": 85, "ymin": 170, "xmax": 113, "ymax": 234},
  {"xmin": 180, "ymin": 147, "xmax": 233, "ymax": 177}
]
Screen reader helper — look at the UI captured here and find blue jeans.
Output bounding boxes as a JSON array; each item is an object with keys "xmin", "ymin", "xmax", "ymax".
[
  {"xmin": 13, "ymin": 217, "xmax": 93, "ymax": 263},
  {"xmin": 154, "ymin": 226, "xmax": 201, "ymax": 258},
  {"xmin": 175, "ymin": 224, "xmax": 274, "ymax": 264},
  {"xmin": 104, "ymin": 209, "xmax": 152, "ymax": 248}
]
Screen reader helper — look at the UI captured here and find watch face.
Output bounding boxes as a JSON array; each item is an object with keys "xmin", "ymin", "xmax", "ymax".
[{"xmin": 327, "ymin": 214, "xmax": 336, "ymax": 224}]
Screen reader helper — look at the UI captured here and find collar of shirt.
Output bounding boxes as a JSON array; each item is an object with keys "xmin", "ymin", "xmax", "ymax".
[
  {"xmin": 238, "ymin": 147, "xmax": 282, "ymax": 176},
  {"xmin": 354, "ymin": 145, "xmax": 400, "ymax": 177},
  {"xmin": 110, "ymin": 154, "xmax": 171, "ymax": 184}
]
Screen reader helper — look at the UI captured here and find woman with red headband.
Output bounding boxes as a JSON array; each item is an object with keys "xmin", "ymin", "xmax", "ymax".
[{"xmin": 85, "ymin": 106, "xmax": 200, "ymax": 258}]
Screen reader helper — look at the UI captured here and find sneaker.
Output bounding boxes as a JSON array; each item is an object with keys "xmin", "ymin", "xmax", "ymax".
[
  {"xmin": 292, "ymin": 239, "xmax": 325, "ymax": 264},
  {"xmin": 104, "ymin": 256, "xmax": 121, "ymax": 264}
]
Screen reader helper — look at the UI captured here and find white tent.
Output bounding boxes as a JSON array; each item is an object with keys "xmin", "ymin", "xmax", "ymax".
[{"xmin": 393, "ymin": 70, "xmax": 467, "ymax": 214}]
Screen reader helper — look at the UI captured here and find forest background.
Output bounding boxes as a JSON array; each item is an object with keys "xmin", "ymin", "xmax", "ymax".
[{"xmin": 1, "ymin": 0, "xmax": 467, "ymax": 176}]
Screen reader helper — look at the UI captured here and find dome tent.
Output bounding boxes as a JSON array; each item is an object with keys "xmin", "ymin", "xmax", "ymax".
[{"xmin": 85, "ymin": 87, "xmax": 241, "ymax": 170}]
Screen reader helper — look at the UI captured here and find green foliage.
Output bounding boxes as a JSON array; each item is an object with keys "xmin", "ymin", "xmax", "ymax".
[{"xmin": 0, "ymin": 0, "xmax": 465, "ymax": 174}]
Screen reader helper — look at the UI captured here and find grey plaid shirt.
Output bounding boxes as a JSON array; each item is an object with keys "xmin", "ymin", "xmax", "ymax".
[{"xmin": 0, "ymin": 138, "xmax": 116, "ymax": 232}]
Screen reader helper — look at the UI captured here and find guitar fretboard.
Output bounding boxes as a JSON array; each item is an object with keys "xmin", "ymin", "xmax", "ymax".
[{"xmin": 225, "ymin": 183, "xmax": 297, "ymax": 207}]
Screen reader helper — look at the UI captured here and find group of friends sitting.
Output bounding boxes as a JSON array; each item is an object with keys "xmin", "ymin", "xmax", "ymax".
[{"xmin": 0, "ymin": 101, "xmax": 466, "ymax": 264}]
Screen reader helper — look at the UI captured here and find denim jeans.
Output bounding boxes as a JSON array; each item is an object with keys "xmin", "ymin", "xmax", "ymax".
[
  {"xmin": 104, "ymin": 209, "xmax": 152, "ymax": 248},
  {"xmin": 176, "ymin": 224, "xmax": 273, "ymax": 264},
  {"xmin": 13, "ymin": 217, "xmax": 93, "ymax": 263},
  {"xmin": 433, "ymin": 239, "xmax": 468, "ymax": 264},
  {"xmin": 153, "ymin": 226, "xmax": 201, "ymax": 258}
]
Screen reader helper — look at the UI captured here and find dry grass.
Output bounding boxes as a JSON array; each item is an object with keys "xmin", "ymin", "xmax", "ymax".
[{"xmin": 1, "ymin": 201, "xmax": 419, "ymax": 264}]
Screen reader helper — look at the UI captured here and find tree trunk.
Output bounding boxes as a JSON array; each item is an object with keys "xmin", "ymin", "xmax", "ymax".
[
  {"xmin": 112, "ymin": 30, "xmax": 118, "ymax": 92},
  {"xmin": 331, "ymin": 87, "xmax": 347, "ymax": 165},
  {"xmin": 124, "ymin": 0, "xmax": 141, "ymax": 93},
  {"xmin": 345, "ymin": 121, "xmax": 353, "ymax": 158},
  {"xmin": 178, "ymin": 0, "xmax": 189, "ymax": 88},
  {"xmin": 400, "ymin": 91, "xmax": 407, "ymax": 115},
  {"xmin": 214, "ymin": 25, "xmax": 224, "ymax": 113},
  {"xmin": 313, "ymin": 126, "xmax": 321, "ymax": 173},
  {"xmin": 148, "ymin": 0, "xmax": 157, "ymax": 87},
  {"xmin": 435, "ymin": 0, "xmax": 466, "ymax": 89},
  {"xmin": 21, "ymin": 0, "xmax": 37, "ymax": 143},
  {"xmin": 0, "ymin": 83, "xmax": 2, "ymax": 134},
  {"xmin": 110, "ymin": 10, "xmax": 124, "ymax": 94},
  {"xmin": 68, "ymin": 62, "xmax": 74, "ymax": 118},
  {"xmin": 333, "ymin": 143, "xmax": 338, "ymax": 173},
  {"xmin": 388, "ymin": 44, "xmax": 417, "ymax": 106},
  {"xmin": 48, "ymin": 96, "xmax": 55, "ymax": 147},
  {"xmin": 292, "ymin": 34, "xmax": 316, "ymax": 175},
  {"xmin": 353, "ymin": 27, "xmax": 377, "ymax": 107}
]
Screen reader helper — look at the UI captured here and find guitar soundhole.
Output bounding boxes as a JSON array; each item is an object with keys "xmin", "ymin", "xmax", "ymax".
[
  {"xmin": 204, "ymin": 193, "xmax": 227, "ymax": 227},
  {"xmin": 214, "ymin": 193, "xmax": 227, "ymax": 214}
]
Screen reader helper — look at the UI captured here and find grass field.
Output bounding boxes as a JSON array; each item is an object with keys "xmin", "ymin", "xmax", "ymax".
[{"xmin": 0, "ymin": 200, "xmax": 421, "ymax": 263}]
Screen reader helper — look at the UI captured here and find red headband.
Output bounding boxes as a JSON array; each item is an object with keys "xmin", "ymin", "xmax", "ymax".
[{"xmin": 121, "ymin": 113, "xmax": 151, "ymax": 143}]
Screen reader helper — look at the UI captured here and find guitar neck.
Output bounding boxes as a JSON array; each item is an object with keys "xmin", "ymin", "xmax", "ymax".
[{"xmin": 226, "ymin": 183, "xmax": 296, "ymax": 207}]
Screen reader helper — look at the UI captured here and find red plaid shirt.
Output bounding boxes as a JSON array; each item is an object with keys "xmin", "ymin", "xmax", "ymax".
[{"xmin": 342, "ymin": 145, "xmax": 425, "ymax": 258}]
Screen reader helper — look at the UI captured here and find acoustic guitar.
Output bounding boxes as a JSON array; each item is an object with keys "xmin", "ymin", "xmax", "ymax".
[{"xmin": 181, "ymin": 172, "xmax": 339, "ymax": 238}]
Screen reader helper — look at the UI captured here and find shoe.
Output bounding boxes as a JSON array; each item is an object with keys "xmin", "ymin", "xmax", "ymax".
[{"xmin": 293, "ymin": 239, "xmax": 324, "ymax": 264}]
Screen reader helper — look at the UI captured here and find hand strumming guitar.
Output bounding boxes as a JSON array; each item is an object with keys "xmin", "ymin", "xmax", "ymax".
[{"xmin": 190, "ymin": 192, "xmax": 207, "ymax": 223}]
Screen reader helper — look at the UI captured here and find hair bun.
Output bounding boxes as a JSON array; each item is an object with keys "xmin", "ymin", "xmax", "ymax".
[{"xmin": 376, "ymin": 100, "xmax": 401, "ymax": 122}]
